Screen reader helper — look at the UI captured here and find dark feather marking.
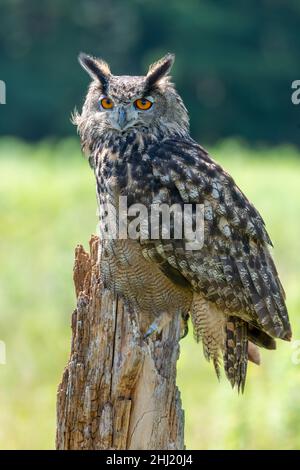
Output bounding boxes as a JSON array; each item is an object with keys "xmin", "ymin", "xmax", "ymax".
[
  {"xmin": 224, "ymin": 317, "xmax": 248, "ymax": 393},
  {"xmin": 78, "ymin": 53, "xmax": 110, "ymax": 94},
  {"xmin": 158, "ymin": 261, "xmax": 192, "ymax": 289},
  {"xmin": 144, "ymin": 53, "xmax": 175, "ymax": 95},
  {"xmin": 248, "ymin": 324, "xmax": 276, "ymax": 349}
]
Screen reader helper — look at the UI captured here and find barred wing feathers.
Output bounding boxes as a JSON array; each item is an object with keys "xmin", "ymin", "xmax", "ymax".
[{"xmin": 140, "ymin": 137, "xmax": 291, "ymax": 342}]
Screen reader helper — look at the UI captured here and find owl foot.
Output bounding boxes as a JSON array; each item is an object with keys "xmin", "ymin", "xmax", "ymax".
[
  {"xmin": 143, "ymin": 312, "xmax": 172, "ymax": 339},
  {"xmin": 143, "ymin": 321, "xmax": 160, "ymax": 339},
  {"xmin": 180, "ymin": 313, "xmax": 189, "ymax": 340}
]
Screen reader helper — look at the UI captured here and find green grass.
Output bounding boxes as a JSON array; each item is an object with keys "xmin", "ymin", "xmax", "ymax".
[{"xmin": 0, "ymin": 137, "xmax": 299, "ymax": 449}]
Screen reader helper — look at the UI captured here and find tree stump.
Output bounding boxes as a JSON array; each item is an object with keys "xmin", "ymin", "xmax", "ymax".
[{"xmin": 56, "ymin": 235, "xmax": 184, "ymax": 450}]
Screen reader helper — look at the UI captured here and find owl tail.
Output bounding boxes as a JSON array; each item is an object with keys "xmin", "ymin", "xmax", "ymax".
[{"xmin": 223, "ymin": 316, "xmax": 249, "ymax": 393}]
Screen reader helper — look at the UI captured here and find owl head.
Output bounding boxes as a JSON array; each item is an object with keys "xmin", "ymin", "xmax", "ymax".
[{"xmin": 74, "ymin": 53, "xmax": 189, "ymax": 152}]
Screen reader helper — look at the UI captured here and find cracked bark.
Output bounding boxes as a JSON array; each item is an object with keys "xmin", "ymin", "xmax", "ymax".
[{"xmin": 56, "ymin": 235, "xmax": 184, "ymax": 450}]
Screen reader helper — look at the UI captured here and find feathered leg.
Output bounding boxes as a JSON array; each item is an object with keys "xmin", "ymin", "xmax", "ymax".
[{"xmin": 191, "ymin": 294, "xmax": 225, "ymax": 379}]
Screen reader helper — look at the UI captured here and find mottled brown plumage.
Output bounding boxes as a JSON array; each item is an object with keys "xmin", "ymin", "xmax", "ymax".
[{"xmin": 74, "ymin": 52, "xmax": 292, "ymax": 391}]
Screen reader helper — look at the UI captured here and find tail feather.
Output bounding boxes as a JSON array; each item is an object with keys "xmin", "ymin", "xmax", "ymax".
[
  {"xmin": 224, "ymin": 316, "xmax": 248, "ymax": 393},
  {"xmin": 248, "ymin": 323, "xmax": 276, "ymax": 349}
]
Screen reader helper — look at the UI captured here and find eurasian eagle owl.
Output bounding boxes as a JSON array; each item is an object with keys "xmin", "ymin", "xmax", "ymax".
[{"xmin": 74, "ymin": 52, "xmax": 291, "ymax": 391}]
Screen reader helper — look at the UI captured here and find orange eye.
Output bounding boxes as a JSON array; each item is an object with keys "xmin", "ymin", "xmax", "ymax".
[
  {"xmin": 134, "ymin": 98, "xmax": 153, "ymax": 110},
  {"xmin": 100, "ymin": 97, "xmax": 114, "ymax": 109}
]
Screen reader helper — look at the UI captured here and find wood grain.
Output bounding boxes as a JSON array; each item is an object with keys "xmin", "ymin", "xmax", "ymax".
[{"xmin": 56, "ymin": 235, "xmax": 184, "ymax": 450}]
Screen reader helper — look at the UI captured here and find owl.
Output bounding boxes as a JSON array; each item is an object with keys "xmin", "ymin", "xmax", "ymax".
[{"xmin": 74, "ymin": 52, "xmax": 292, "ymax": 392}]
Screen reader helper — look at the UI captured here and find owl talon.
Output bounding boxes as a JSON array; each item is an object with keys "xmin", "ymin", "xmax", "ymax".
[
  {"xmin": 180, "ymin": 313, "xmax": 189, "ymax": 340},
  {"xmin": 143, "ymin": 321, "xmax": 159, "ymax": 339},
  {"xmin": 180, "ymin": 322, "xmax": 189, "ymax": 340}
]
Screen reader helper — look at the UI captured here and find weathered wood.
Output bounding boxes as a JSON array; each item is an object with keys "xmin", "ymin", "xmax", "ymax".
[{"xmin": 56, "ymin": 235, "xmax": 184, "ymax": 450}]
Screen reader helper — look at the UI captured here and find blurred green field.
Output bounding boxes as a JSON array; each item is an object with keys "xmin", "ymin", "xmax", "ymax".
[{"xmin": 0, "ymin": 137, "xmax": 299, "ymax": 449}]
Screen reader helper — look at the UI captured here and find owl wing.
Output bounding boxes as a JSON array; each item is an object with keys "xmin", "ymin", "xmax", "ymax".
[{"xmin": 139, "ymin": 137, "xmax": 291, "ymax": 341}]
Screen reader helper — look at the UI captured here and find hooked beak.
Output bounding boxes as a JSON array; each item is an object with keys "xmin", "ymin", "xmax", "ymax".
[{"xmin": 117, "ymin": 108, "xmax": 127, "ymax": 130}]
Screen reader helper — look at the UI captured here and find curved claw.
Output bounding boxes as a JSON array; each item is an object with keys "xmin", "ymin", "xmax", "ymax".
[
  {"xmin": 143, "ymin": 321, "xmax": 159, "ymax": 339},
  {"xmin": 180, "ymin": 313, "xmax": 189, "ymax": 340}
]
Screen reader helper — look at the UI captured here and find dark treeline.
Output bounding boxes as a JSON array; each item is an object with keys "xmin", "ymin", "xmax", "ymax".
[{"xmin": 0, "ymin": 0, "xmax": 300, "ymax": 145}]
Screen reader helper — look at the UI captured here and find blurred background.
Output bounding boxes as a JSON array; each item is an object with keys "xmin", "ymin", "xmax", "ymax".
[{"xmin": 0, "ymin": 0, "xmax": 300, "ymax": 449}]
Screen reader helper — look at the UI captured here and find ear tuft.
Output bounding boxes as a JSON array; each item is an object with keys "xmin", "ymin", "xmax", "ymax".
[
  {"xmin": 78, "ymin": 52, "xmax": 111, "ymax": 93},
  {"xmin": 144, "ymin": 53, "xmax": 175, "ymax": 93}
]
